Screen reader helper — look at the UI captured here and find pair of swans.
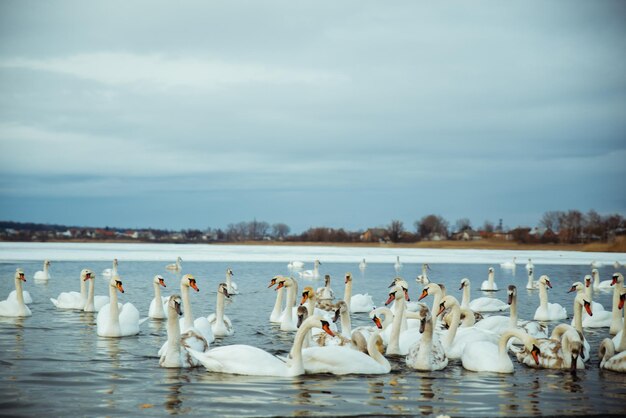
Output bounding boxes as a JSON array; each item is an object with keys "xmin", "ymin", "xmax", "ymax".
[
  {"xmin": 165, "ymin": 256, "xmax": 183, "ymax": 272},
  {"xmin": 34, "ymin": 260, "xmax": 51, "ymax": 281},
  {"xmin": 96, "ymin": 275, "xmax": 146, "ymax": 337},
  {"xmin": 481, "ymin": 267, "xmax": 498, "ymax": 291},
  {"xmin": 268, "ymin": 276, "xmax": 299, "ymax": 331},
  {"xmin": 462, "ymin": 328, "xmax": 540, "ymax": 373},
  {"xmin": 515, "ymin": 323, "xmax": 585, "ymax": 372},
  {"xmin": 568, "ymin": 280, "xmax": 612, "ymax": 328},
  {"xmin": 533, "ymin": 275, "xmax": 567, "ymax": 321},
  {"xmin": 0, "ymin": 269, "xmax": 31, "ymax": 317},
  {"xmin": 51, "ymin": 269, "xmax": 108, "ymax": 312},
  {"xmin": 298, "ymin": 260, "xmax": 321, "ymax": 279},
  {"xmin": 343, "ymin": 272, "xmax": 374, "ymax": 313},
  {"xmin": 459, "ymin": 278, "xmax": 509, "ymax": 312}
]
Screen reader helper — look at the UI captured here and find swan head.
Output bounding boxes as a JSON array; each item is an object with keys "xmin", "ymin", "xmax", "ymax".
[
  {"xmin": 226, "ymin": 268, "xmax": 233, "ymax": 276},
  {"xmin": 530, "ymin": 343, "xmax": 541, "ymax": 365},
  {"xmin": 82, "ymin": 269, "xmax": 94, "ymax": 281},
  {"xmin": 314, "ymin": 259, "xmax": 321, "ymax": 267},
  {"xmin": 591, "ymin": 268, "xmax": 598, "ymax": 276},
  {"xmin": 167, "ymin": 295, "xmax": 183, "ymax": 316},
  {"xmin": 437, "ymin": 295, "xmax": 458, "ymax": 317},
  {"xmin": 419, "ymin": 283, "xmax": 441, "ymax": 301},
  {"xmin": 385, "ymin": 285, "xmax": 407, "ymax": 305},
  {"xmin": 307, "ymin": 315, "xmax": 334, "ymax": 337},
  {"xmin": 181, "ymin": 274, "xmax": 199, "ymax": 292},
  {"xmin": 15, "ymin": 268, "xmax": 26, "ymax": 282},
  {"xmin": 275, "ymin": 276, "xmax": 293, "ymax": 291},
  {"xmin": 218, "ymin": 282, "xmax": 230, "ymax": 298},
  {"xmin": 507, "ymin": 285, "xmax": 517, "ymax": 304},
  {"xmin": 296, "ymin": 305, "xmax": 308, "ymax": 328},
  {"xmin": 488, "ymin": 267, "xmax": 494, "ymax": 273},
  {"xmin": 268, "ymin": 275, "xmax": 281, "ymax": 288},
  {"xmin": 301, "ymin": 286, "xmax": 315, "ymax": 305},
  {"xmin": 568, "ymin": 282, "xmax": 584, "ymax": 294},
  {"xmin": 344, "ymin": 273, "xmax": 352, "ymax": 284},
  {"xmin": 113, "ymin": 258, "xmax": 118, "ymax": 267},
  {"xmin": 459, "ymin": 278, "xmax": 470, "ymax": 290},
  {"xmin": 44, "ymin": 260, "xmax": 51, "ymax": 267},
  {"xmin": 333, "ymin": 301, "xmax": 349, "ymax": 323},
  {"xmin": 177, "ymin": 256, "xmax": 183, "ymax": 263},
  {"xmin": 323, "ymin": 274, "xmax": 331, "ymax": 286},
  {"xmin": 154, "ymin": 275, "xmax": 166, "ymax": 287},
  {"xmin": 574, "ymin": 293, "xmax": 593, "ymax": 316},
  {"xmin": 110, "ymin": 275, "xmax": 124, "ymax": 293},
  {"xmin": 539, "ymin": 275, "xmax": 552, "ymax": 288},
  {"xmin": 611, "ymin": 273, "xmax": 624, "ymax": 286},
  {"xmin": 583, "ymin": 275, "xmax": 592, "ymax": 287}
]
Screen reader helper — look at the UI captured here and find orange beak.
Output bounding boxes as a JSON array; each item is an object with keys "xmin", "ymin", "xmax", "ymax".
[
  {"xmin": 18, "ymin": 274, "xmax": 26, "ymax": 282},
  {"xmin": 404, "ymin": 289, "xmax": 410, "ymax": 301},
  {"xmin": 189, "ymin": 281, "xmax": 199, "ymax": 292},
  {"xmin": 531, "ymin": 347, "xmax": 540, "ymax": 365},
  {"xmin": 300, "ymin": 293, "xmax": 309, "ymax": 306},
  {"xmin": 584, "ymin": 300, "xmax": 593, "ymax": 316},
  {"xmin": 567, "ymin": 286, "xmax": 577, "ymax": 293},
  {"xmin": 619, "ymin": 293, "xmax": 625, "ymax": 310},
  {"xmin": 373, "ymin": 316, "xmax": 383, "ymax": 329},
  {"xmin": 611, "ymin": 277, "xmax": 618, "ymax": 286},
  {"xmin": 321, "ymin": 322, "xmax": 335, "ymax": 337},
  {"xmin": 418, "ymin": 289, "xmax": 428, "ymax": 301},
  {"xmin": 116, "ymin": 282, "xmax": 125, "ymax": 293},
  {"xmin": 437, "ymin": 303, "xmax": 446, "ymax": 317},
  {"xmin": 585, "ymin": 280, "xmax": 590, "ymax": 288},
  {"xmin": 385, "ymin": 293, "xmax": 396, "ymax": 305},
  {"xmin": 268, "ymin": 279, "xmax": 276, "ymax": 288},
  {"xmin": 546, "ymin": 281, "xmax": 553, "ymax": 289},
  {"xmin": 83, "ymin": 273, "xmax": 91, "ymax": 281},
  {"xmin": 159, "ymin": 278, "xmax": 166, "ymax": 287},
  {"xmin": 276, "ymin": 281, "xmax": 285, "ymax": 290}
]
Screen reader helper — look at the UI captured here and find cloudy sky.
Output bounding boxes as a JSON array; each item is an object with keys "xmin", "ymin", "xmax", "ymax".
[{"xmin": 0, "ymin": 1, "xmax": 624, "ymax": 232}]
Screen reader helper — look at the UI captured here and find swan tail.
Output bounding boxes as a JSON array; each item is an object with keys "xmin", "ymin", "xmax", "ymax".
[
  {"xmin": 138, "ymin": 317, "xmax": 150, "ymax": 326},
  {"xmin": 187, "ymin": 349, "xmax": 223, "ymax": 372},
  {"xmin": 50, "ymin": 298, "xmax": 59, "ymax": 308}
]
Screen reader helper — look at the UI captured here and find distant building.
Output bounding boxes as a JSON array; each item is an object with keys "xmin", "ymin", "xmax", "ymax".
[{"xmin": 360, "ymin": 228, "xmax": 388, "ymax": 242}]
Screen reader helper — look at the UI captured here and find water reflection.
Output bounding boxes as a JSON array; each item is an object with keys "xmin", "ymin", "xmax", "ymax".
[{"xmin": 163, "ymin": 369, "xmax": 190, "ymax": 415}]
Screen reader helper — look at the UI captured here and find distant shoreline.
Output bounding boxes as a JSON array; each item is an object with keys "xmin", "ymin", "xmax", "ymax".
[{"xmin": 3, "ymin": 238, "xmax": 624, "ymax": 253}]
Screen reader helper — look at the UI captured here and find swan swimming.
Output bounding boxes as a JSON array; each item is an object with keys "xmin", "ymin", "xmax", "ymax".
[
  {"xmin": 206, "ymin": 282, "xmax": 234, "ymax": 337},
  {"xmin": 460, "ymin": 278, "xmax": 509, "ymax": 313},
  {"xmin": 50, "ymin": 269, "xmax": 91, "ymax": 310},
  {"xmin": 165, "ymin": 256, "xmax": 183, "ymax": 272},
  {"xmin": 83, "ymin": 270, "xmax": 109, "ymax": 312},
  {"xmin": 225, "ymin": 268, "xmax": 238, "ymax": 295},
  {"xmin": 96, "ymin": 275, "xmax": 145, "ymax": 337},
  {"xmin": 33, "ymin": 260, "xmax": 51, "ymax": 281},
  {"xmin": 298, "ymin": 260, "xmax": 321, "ymax": 280},
  {"xmin": 148, "ymin": 275, "xmax": 168, "ymax": 319},
  {"xmin": 343, "ymin": 272, "xmax": 374, "ymax": 313},
  {"xmin": 481, "ymin": 267, "xmax": 498, "ymax": 291},
  {"xmin": 533, "ymin": 275, "xmax": 567, "ymax": 321},
  {"xmin": 462, "ymin": 328, "xmax": 540, "ymax": 373},
  {"xmin": 0, "ymin": 269, "xmax": 31, "ymax": 317}
]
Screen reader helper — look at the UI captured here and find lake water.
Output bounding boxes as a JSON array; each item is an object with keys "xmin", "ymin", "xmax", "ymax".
[{"xmin": 0, "ymin": 243, "xmax": 625, "ymax": 417}]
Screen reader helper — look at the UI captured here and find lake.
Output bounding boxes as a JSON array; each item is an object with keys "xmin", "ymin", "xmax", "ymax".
[{"xmin": 0, "ymin": 243, "xmax": 625, "ymax": 417}]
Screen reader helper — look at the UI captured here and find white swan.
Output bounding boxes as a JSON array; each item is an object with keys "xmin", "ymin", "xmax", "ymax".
[
  {"xmin": 148, "ymin": 275, "xmax": 168, "ymax": 319},
  {"xmin": 207, "ymin": 283, "xmax": 233, "ymax": 337},
  {"xmin": 316, "ymin": 274, "xmax": 335, "ymax": 302},
  {"xmin": 33, "ymin": 259, "xmax": 51, "ymax": 281},
  {"xmin": 436, "ymin": 295, "xmax": 499, "ymax": 360},
  {"xmin": 343, "ymin": 272, "xmax": 374, "ymax": 313},
  {"xmin": 406, "ymin": 309, "xmax": 448, "ymax": 371},
  {"xmin": 526, "ymin": 267, "xmax": 539, "ymax": 290},
  {"xmin": 288, "ymin": 260, "xmax": 304, "ymax": 271},
  {"xmin": 384, "ymin": 285, "xmax": 407, "ymax": 355},
  {"xmin": 599, "ymin": 338, "xmax": 626, "ymax": 373},
  {"xmin": 302, "ymin": 329, "xmax": 390, "ymax": 375},
  {"xmin": 277, "ymin": 276, "xmax": 299, "ymax": 331},
  {"xmin": 583, "ymin": 275, "xmax": 606, "ymax": 312},
  {"xmin": 225, "ymin": 268, "xmax": 238, "ymax": 295},
  {"xmin": 460, "ymin": 278, "xmax": 509, "ymax": 313},
  {"xmin": 500, "ymin": 256, "xmax": 517, "ymax": 270},
  {"xmin": 359, "ymin": 258, "xmax": 367, "ymax": 271},
  {"xmin": 298, "ymin": 260, "xmax": 321, "ymax": 280},
  {"xmin": 462, "ymin": 328, "xmax": 539, "ymax": 373},
  {"xmin": 165, "ymin": 256, "xmax": 183, "ymax": 272},
  {"xmin": 610, "ymin": 290, "xmax": 625, "ymax": 352},
  {"xmin": 515, "ymin": 324, "xmax": 585, "ymax": 372},
  {"xmin": 533, "ymin": 275, "xmax": 567, "ymax": 321},
  {"xmin": 394, "ymin": 256, "xmax": 402, "ymax": 273},
  {"xmin": 96, "ymin": 275, "xmax": 145, "ymax": 337},
  {"xmin": 568, "ymin": 281, "xmax": 611, "ymax": 328},
  {"xmin": 188, "ymin": 315, "xmax": 335, "ymax": 376},
  {"xmin": 0, "ymin": 269, "xmax": 31, "ymax": 317},
  {"xmin": 593, "ymin": 268, "xmax": 613, "ymax": 290},
  {"xmin": 50, "ymin": 269, "xmax": 90, "ymax": 310},
  {"xmin": 176, "ymin": 274, "xmax": 214, "ymax": 343},
  {"xmin": 416, "ymin": 263, "xmax": 430, "ymax": 285},
  {"xmin": 159, "ymin": 295, "xmax": 210, "ymax": 368},
  {"xmin": 83, "ymin": 271, "xmax": 109, "ymax": 312},
  {"xmin": 418, "ymin": 283, "xmax": 446, "ymax": 330},
  {"xmin": 568, "ymin": 291, "xmax": 592, "ymax": 361},
  {"xmin": 610, "ymin": 273, "xmax": 625, "ymax": 335},
  {"xmin": 101, "ymin": 258, "xmax": 118, "ymax": 278},
  {"xmin": 481, "ymin": 267, "xmax": 498, "ymax": 291},
  {"xmin": 525, "ymin": 258, "xmax": 534, "ymax": 272},
  {"xmin": 268, "ymin": 276, "xmax": 286, "ymax": 323}
]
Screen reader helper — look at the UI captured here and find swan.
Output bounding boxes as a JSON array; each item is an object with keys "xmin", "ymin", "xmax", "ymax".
[
  {"xmin": 394, "ymin": 256, "xmax": 402, "ymax": 273},
  {"xmin": 406, "ymin": 309, "xmax": 448, "ymax": 371},
  {"xmin": 268, "ymin": 276, "xmax": 286, "ymax": 323},
  {"xmin": 176, "ymin": 274, "xmax": 214, "ymax": 343},
  {"xmin": 525, "ymin": 258, "xmax": 534, "ymax": 272},
  {"xmin": 288, "ymin": 260, "xmax": 305, "ymax": 271},
  {"xmin": 206, "ymin": 283, "xmax": 233, "ymax": 337},
  {"xmin": 343, "ymin": 272, "xmax": 374, "ymax": 313},
  {"xmin": 436, "ymin": 295, "xmax": 499, "ymax": 360},
  {"xmin": 0, "ymin": 269, "xmax": 31, "ymax": 317},
  {"xmin": 148, "ymin": 275, "xmax": 168, "ymax": 319},
  {"xmin": 418, "ymin": 283, "xmax": 446, "ymax": 330},
  {"xmin": 159, "ymin": 295, "xmax": 210, "ymax": 368},
  {"xmin": 359, "ymin": 258, "xmax": 367, "ymax": 271},
  {"xmin": 500, "ymin": 256, "xmax": 517, "ymax": 270},
  {"xmin": 298, "ymin": 260, "xmax": 321, "ymax": 280},
  {"xmin": 599, "ymin": 338, "xmax": 626, "ymax": 373},
  {"xmin": 481, "ymin": 267, "xmax": 498, "ymax": 291},
  {"xmin": 101, "ymin": 258, "xmax": 118, "ymax": 278},
  {"xmin": 276, "ymin": 276, "xmax": 299, "ymax": 331},
  {"xmin": 610, "ymin": 273, "xmax": 625, "ymax": 335},
  {"xmin": 460, "ymin": 278, "xmax": 509, "ymax": 313},
  {"xmin": 387, "ymin": 277, "xmax": 420, "ymax": 313},
  {"xmin": 568, "ymin": 291, "xmax": 592, "ymax": 361},
  {"xmin": 165, "ymin": 256, "xmax": 183, "ymax": 272},
  {"xmin": 515, "ymin": 324, "xmax": 584, "ymax": 372},
  {"xmin": 330, "ymin": 300, "xmax": 371, "ymax": 352},
  {"xmin": 302, "ymin": 329, "xmax": 390, "ymax": 375},
  {"xmin": 83, "ymin": 270, "xmax": 110, "ymax": 312},
  {"xmin": 526, "ymin": 267, "xmax": 539, "ymax": 290},
  {"xmin": 416, "ymin": 263, "xmax": 430, "ymax": 285},
  {"xmin": 96, "ymin": 275, "xmax": 145, "ymax": 337},
  {"xmin": 474, "ymin": 285, "xmax": 548, "ymax": 339},
  {"xmin": 591, "ymin": 260, "xmax": 604, "ymax": 269},
  {"xmin": 567, "ymin": 281, "xmax": 611, "ymax": 328},
  {"xmin": 50, "ymin": 269, "xmax": 90, "ymax": 310},
  {"xmin": 225, "ymin": 268, "xmax": 238, "ymax": 295},
  {"xmin": 384, "ymin": 285, "xmax": 407, "ymax": 355},
  {"xmin": 316, "ymin": 274, "xmax": 335, "ymax": 302},
  {"xmin": 593, "ymin": 268, "xmax": 613, "ymax": 290},
  {"xmin": 33, "ymin": 260, "xmax": 51, "ymax": 281},
  {"xmin": 583, "ymin": 275, "xmax": 606, "ymax": 312},
  {"xmin": 188, "ymin": 315, "xmax": 335, "ymax": 376},
  {"xmin": 462, "ymin": 328, "xmax": 540, "ymax": 373},
  {"xmin": 614, "ymin": 261, "xmax": 623, "ymax": 270},
  {"xmin": 533, "ymin": 275, "xmax": 567, "ymax": 321},
  {"xmin": 610, "ymin": 290, "xmax": 625, "ymax": 351}
]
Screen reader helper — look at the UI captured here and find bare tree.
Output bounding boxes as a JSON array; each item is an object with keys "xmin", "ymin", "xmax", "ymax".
[
  {"xmin": 455, "ymin": 218, "xmax": 472, "ymax": 232},
  {"xmin": 415, "ymin": 214, "xmax": 449, "ymax": 240},
  {"xmin": 271, "ymin": 223, "xmax": 291, "ymax": 240},
  {"xmin": 539, "ymin": 211, "xmax": 562, "ymax": 232},
  {"xmin": 482, "ymin": 221, "xmax": 495, "ymax": 233},
  {"xmin": 387, "ymin": 220, "xmax": 405, "ymax": 243}
]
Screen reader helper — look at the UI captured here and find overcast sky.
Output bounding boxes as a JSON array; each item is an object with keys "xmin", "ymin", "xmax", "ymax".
[{"xmin": 0, "ymin": 1, "xmax": 624, "ymax": 232}]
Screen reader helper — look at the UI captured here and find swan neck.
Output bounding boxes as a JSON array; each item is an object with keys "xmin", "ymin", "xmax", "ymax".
[
  {"xmin": 388, "ymin": 296, "xmax": 405, "ymax": 352},
  {"xmin": 167, "ymin": 307, "xmax": 181, "ymax": 353},
  {"xmin": 340, "ymin": 311, "xmax": 352, "ymax": 338},
  {"xmin": 271, "ymin": 287, "xmax": 284, "ymax": 318},
  {"xmin": 509, "ymin": 293, "xmax": 518, "ymax": 326},
  {"xmin": 343, "ymin": 280, "xmax": 352, "ymax": 304},
  {"xmin": 109, "ymin": 283, "xmax": 120, "ymax": 326},
  {"xmin": 431, "ymin": 292, "xmax": 442, "ymax": 328},
  {"xmin": 573, "ymin": 297, "xmax": 583, "ymax": 333},
  {"xmin": 461, "ymin": 285, "xmax": 470, "ymax": 308},
  {"xmin": 216, "ymin": 291, "xmax": 225, "ymax": 326},
  {"xmin": 499, "ymin": 329, "xmax": 528, "ymax": 355},
  {"xmin": 80, "ymin": 274, "xmax": 87, "ymax": 300},
  {"xmin": 367, "ymin": 332, "xmax": 390, "ymax": 368},
  {"xmin": 181, "ymin": 285, "xmax": 193, "ymax": 331},
  {"xmin": 585, "ymin": 284, "xmax": 592, "ymax": 302},
  {"xmin": 85, "ymin": 277, "xmax": 95, "ymax": 310},
  {"xmin": 539, "ymin": 282, "xmax": 548, "ymax": 309},
  {"xmin": 14, "ymin": 278, "xmax": 25, "ymax": 305},
  {"xmin": 489, "ymin": 271, "xmax": 494, "ymax": 286},
  {"xmin": 445, "ymin": 303, "xmax": 461, "ymax": 347},
  {"xmin": 289, "ymin": 320, "xmax": 314, "ymax": 374}
]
